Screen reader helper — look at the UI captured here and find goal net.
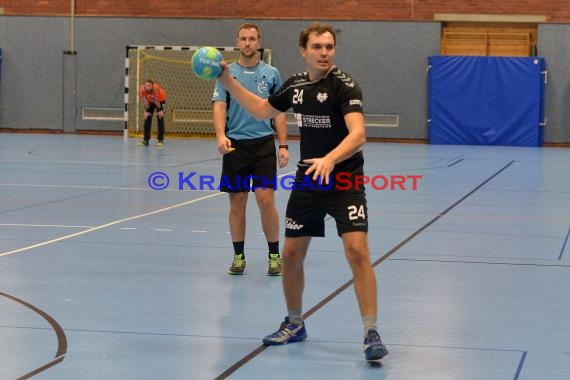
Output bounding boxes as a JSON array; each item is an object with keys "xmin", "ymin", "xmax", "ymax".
[{"xmin": 125, "ymin": 46, "xmax": 272, "ymax": 138}]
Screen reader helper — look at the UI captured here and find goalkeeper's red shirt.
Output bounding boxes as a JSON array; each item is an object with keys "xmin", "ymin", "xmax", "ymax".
[{"xmin": 139, "ymin": 83, "xmax": 166, "ymax": 106}]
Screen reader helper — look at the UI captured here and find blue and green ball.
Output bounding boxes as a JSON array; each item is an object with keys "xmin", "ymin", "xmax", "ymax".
[{"xmin": 191, "ymin": 47, "xmax": 223, "ymax": 80}]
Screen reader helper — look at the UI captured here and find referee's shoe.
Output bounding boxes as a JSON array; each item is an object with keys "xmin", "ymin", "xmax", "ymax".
[
  {"xmin": 267, "ymin": 253, "xmax": 282, "ymax": 276},
  {"xmin": 227, "ymin": 253, "xmax": 246, "ymax": 275}
]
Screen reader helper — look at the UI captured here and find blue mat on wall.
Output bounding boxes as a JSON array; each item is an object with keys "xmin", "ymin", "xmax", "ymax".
[{"xmin": 428, "ymin": 56, "xmax": 545, "ymax": 147}]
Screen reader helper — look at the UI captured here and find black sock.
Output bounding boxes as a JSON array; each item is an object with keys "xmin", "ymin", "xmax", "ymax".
[
  {"xmin": 233, "ymin": 241, "xmax": 245, "ymax": 256},
  {"xmin": 268, "ymin": 241, "xmax": 279, "ymax": 257}
]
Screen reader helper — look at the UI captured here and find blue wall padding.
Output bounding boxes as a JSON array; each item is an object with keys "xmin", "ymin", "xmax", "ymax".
[{"xmin": 428, "ymin": 56, "xmax": 545, "ymax": 147}]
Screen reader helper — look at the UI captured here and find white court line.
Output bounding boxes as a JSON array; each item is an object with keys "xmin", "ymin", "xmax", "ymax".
[
  {"xmin": 0, "ymin": 192, "xmax": 222, "ymax": 258},
  {"xmin": 0, "ymin": 171, "xmax": 296, "ymax": 258},
  {"xmin": 0, "ymin": 183, "xmax": 178, "ymax": 192},
  {"xmin": 0, "ymin": 159, "xmax": 147, "ymax": 166},
  {"xmin": 0, "ymin": 182, "xmax": 266, "ymax": 193},
  {"xmin": 0, "ymin": 223, "xmax": 93, "ymax": 229}
]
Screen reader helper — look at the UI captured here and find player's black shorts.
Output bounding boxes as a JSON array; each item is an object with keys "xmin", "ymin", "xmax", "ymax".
[
  {"xmin": 220, "ymin": 135, "xmax": 277, "ymax": 193},
  {"xmin": 285, "ymin": 156, "xmax": 368, "ymax": 237}
]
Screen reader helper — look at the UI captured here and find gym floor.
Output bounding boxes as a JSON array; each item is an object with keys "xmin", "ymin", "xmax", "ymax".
[{"xmin": 0, "ymin": 133, "xmax": 568, "ymax": 379}]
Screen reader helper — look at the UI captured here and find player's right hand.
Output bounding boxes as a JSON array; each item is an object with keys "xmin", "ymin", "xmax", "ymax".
[
  {"xmin": 217, "ymin": 138, "xmax": 233, "ymax": 154},
  {"xmin": 218, "ymin": 61, "xmax": 230, "ymax": 79}
]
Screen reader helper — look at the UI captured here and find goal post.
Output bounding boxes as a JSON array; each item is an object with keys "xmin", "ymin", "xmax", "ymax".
[{"xmin": 124, "ymin": 45, "xmax": 272, "ymax": 138}]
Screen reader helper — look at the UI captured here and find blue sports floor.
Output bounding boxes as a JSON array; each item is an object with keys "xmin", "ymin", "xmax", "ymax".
[{"xmin": 0, "ymin": 133, "xmax": 569, "ymax": 379}]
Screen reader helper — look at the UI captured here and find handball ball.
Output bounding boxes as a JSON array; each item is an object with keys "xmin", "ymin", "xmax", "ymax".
[{"xmin": 191, "ymin": 47, "xmax": 223, "ymax": 80}]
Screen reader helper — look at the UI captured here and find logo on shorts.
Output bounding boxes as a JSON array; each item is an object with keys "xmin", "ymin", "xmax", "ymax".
[{"xmin": 285, "ymin": 217, "xmax": 304, "ymax": 231}]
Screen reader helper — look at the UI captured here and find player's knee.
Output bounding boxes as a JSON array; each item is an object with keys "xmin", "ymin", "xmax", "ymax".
[
  {"xmin": 256, "ymin": 198, "xmax": 275, "ymax": 213},
  {"xmin": 344, "ymin": 243, "xmax": 370, "ymax": 267},
  {"xmin": 282, "ymin": 249, "xmax": 303, "ymax": 265},
  {"xmin": 229, "ymin": 192, "xmax": 247, "ymax": 205},
  {"xmin": 255, "ymin": 192, "xmax": 275, "ymax": 210}
]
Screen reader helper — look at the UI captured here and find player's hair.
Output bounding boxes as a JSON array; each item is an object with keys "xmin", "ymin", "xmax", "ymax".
[
  {"xmin": 144, "ymin": 79, "xmax": 154, "ymax": 85},
  {"xmin": 237, "ymin": 23, "xmax": 261, "ymax": 39},
  {"xmin": 299, "ymin": 24, "xmax": 336, "ymax": 48}
]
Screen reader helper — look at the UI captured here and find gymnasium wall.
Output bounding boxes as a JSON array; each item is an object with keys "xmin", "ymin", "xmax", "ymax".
[
  {"xmin": 0, "ymin": 17, "xmax": 439, "ymax": 139},
  {"xmin": 0, "ymin": 16, "xmax": 569, "ymax": 143},
  {"xmin": 1, "ymin": 1, "xmax": 570, "ymax": 23},
  {"xmin": 538, "ymin": 25, "xmax": 570, "ymax": 144}
]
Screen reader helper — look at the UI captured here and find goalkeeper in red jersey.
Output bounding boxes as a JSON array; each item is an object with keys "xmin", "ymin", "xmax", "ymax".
[{"xmin": 138, "ymin": 79, "xmax": 167, "ymax": 147}]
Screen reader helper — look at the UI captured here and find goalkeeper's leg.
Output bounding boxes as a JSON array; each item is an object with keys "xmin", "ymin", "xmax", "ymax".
[
  {"xmin": 157, "ymin": 115, "xmax": 165, "ymax": 142},
  {"xmin": 140, "ymin": 113, "xmax": 152, "ymax": 146},
  {"xmin": 157, "ymin": 102, "xmax": 166, "ymax": 143}
]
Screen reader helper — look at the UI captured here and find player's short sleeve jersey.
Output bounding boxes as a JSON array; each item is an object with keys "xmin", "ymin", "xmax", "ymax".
[
  {"xmin": 213, "ymin": 61, "xmax": 282, "ymax": 140},
  {"xmin": 139, "ymin": 83, "xmax": 166, "ymax": 104},
  {"xmin": 268, "ymin": 66, "xmax": 364, "ymax": 168}
]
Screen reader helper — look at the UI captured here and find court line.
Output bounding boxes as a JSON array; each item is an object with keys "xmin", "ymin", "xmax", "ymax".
[
  {"xmin": 214, "ymin": 160, "xmax": 515, "ymax": 379},
  {"xmin": 0, "ymin": 223, "xmax": 93, "ymax": 229},
  {"xmin": 390, "ymin": 258, "xmax": 570, "ymax": 268},
  {"xmin": 0, "ymin": 170, "xmax": 297, "ymax": 258},
  {"xmin": 447, "ymin": 158, "xmax": 464, "ymax": 167},
  {"xmin": 0, "ymin": 193, "xmax": 222, "ymax": 258},
  {"xmin": 0, "ymin": 291, "xmax": 67, "ymax": 380},
  {"xmin": 0, "ymin": 182, "xmax": 189, "ymax": 192},
  {"xmin": 558, "ymin": 227, "xmax": 570, "ymax": 261},
  {"xmin": 368, "ymin": 212, "xmax": 569, "ymax": 224},
  {"xmin": 513, "ymin": 351, "xmax": 527, "ymax": 380}
]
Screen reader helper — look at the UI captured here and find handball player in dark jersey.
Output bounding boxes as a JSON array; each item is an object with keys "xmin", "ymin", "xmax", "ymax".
[{"xmin": 217, "ymin": 23, "xmax": 388, "ymax": 361}]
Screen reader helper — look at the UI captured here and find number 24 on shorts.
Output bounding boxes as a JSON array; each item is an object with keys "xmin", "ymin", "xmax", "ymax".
[{"xmin": 348, "ymin": 205, "xmax": 365, "ymax": 220}]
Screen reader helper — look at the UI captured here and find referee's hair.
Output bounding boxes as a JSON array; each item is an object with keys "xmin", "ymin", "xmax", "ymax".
[{"xmin": 237, "ymin": 23, "xmax": 261, "ymax": 39}]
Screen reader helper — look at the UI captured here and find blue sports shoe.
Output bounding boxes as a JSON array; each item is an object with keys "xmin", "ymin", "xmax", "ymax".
[
  {"xmin": 262, "ymin": 317, "xmax": 307, "ymax": 346},
  {"xmin": 363, "ymin": 328, "xmax": 388, "ymax": 360}
]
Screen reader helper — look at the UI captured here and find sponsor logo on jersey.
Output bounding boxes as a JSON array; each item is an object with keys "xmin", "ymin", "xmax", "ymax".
[
  {"xmin": 316, "ymin": 92, "xmax": 328, "ymax": 103},
  {"xmin": 298, "ymin": 114, "xmax": 332, "ymax": 129},
  {"xmin": 258, "ymin": 80, "xmax": 268, "ymax": 94}
]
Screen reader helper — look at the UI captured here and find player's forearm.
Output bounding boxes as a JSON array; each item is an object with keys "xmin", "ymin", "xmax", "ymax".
[
  {"xmin": 212, "ymin": 103, "xmax": 228, "ymax": 140},
  {"xmin": 273, "ymin": 114, "xmax": 288, "ymax": 145},
  {"xmin": 326, "ymin": 114, "xmax": 366, "ymax": 164},
  {"xmin": 328, "ymin": 133, "xmax": 365, "ymax": 164},
  {"xmin": 219, "ymin": 75, "xmax": 278, "ymax": 120},
  {"xmin": 213, "ymin": 119, "xmax": 227, "ymax": 140}
]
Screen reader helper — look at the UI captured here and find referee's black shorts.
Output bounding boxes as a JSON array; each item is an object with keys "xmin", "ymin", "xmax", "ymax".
[{"xmin": 220, "ymin": 135, "xmax": 277, "ymax": 193}]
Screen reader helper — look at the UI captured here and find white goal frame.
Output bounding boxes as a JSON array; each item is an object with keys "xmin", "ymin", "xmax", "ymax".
[{"xmin": 124, "ymin": 45, "xmax": 272, "ymax": 139}]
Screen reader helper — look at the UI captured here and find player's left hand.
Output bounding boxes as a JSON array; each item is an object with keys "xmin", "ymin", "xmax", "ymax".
[{"xmin": 303, "ymin": 156, "xmax": 335, "ymax": 185}]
